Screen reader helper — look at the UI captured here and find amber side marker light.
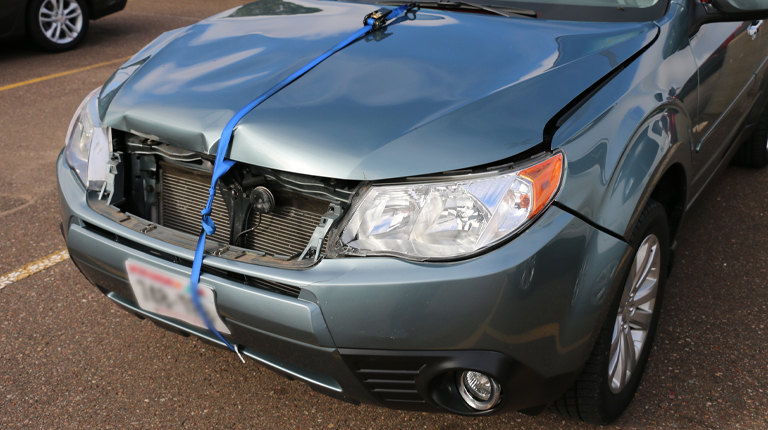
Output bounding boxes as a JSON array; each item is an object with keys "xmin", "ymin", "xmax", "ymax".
[{"xmin": 520, "ymin": 153, "xmax": 564, "ymax": 218}]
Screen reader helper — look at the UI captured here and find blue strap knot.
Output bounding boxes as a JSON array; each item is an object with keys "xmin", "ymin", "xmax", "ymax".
[
  {"xmin": 201, "ymin": 215, "xmax": 216, "ymax": 236},
  {"xmin": 188, "ymin": 4, "xmax": 415, "ymax": 354}
]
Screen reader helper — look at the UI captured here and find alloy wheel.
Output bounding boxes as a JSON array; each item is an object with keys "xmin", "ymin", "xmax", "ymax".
[
  {"xmin": 608, "ymin": 234, "xmax": 660, "ymax": 394},
  {"xmin": 38, "ymin": 0, "xmax": 83, "ymax": 45}
]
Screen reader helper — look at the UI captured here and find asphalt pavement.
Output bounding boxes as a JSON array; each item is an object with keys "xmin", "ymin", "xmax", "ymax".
[{"xmin": 1, "ymin": 1, "xmax": 767, "ymax": 428}]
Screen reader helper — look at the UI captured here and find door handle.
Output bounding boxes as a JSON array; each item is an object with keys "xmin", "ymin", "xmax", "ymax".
[{"xmin": 748, "ymin": 20, "xmax": 763, "ymax": 39}]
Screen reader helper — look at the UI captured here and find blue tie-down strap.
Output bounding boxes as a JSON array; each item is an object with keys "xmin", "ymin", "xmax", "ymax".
[{"xmin": 188, "ymin": 4, "xmax": 417, "ymax": 353}]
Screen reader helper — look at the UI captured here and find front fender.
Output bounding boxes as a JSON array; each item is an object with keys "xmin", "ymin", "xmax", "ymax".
[
  {"xmin": 552, "ymin": 2, "xmax": 696, "ymax": 241},
  {"xmin": 597, "ymin": 108, "xmax": 691, "ymax": 241}
]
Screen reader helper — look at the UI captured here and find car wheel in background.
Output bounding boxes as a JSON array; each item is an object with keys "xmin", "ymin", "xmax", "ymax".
[
  {"xmin": 27, "ymin": 0, "xmax": 89, "ymax": 52},
  {"xmin": 551, "ymin": 200, "xmax": 669, "ymax": 424},
  {"xmin": 733, "ymin": 103, "xmax": 768, "ymax": 169}
]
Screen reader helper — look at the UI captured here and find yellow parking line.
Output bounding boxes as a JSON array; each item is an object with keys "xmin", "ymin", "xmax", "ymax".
[
  {"xmin": 0, "ymin": 249, "xmax": 70, "ymax": 290},
  {"xmin": 0, "ymin": 56, "xmax": 131, "ymax": 93}
]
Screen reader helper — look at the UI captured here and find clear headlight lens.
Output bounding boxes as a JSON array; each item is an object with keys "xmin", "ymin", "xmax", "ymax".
[
  {"xmin": 334, "ymin": 154, "xmax": 563, "ymax": 260},
  {"xmin": 65, "ymin": 87, "xmax": 110, "ymax": 191}
]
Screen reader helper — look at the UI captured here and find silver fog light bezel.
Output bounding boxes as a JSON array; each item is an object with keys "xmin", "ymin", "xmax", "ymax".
[{"xmin": 456, "ymin": 370, "xmax": 502, "ymax": 411}]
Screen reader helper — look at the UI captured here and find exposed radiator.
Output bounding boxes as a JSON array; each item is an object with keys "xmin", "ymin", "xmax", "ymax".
[
  {"xmin": 160, "ymin": 169, "xmax": 231, "ymax": 244},
  {"xmin": 245, "ymin": 207, "xmax": 323, "ymax": 257},
  {"xmin": 159, "ymin": 165, "xmax": 322, "ymax": 257}
]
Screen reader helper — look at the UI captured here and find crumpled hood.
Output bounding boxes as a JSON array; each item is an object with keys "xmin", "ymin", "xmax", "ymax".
[{"xmin": 100, "ymin": 0, "xmax": 658, "ymax": 180}]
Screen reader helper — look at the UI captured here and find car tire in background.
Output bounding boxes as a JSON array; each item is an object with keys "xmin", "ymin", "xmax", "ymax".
[
  {"xmin": 733, "ymin": 103, "xmax": 768, "ymax": 169},
  {"xmin": 551, "ymin": 200, "xmax": 670, "ymax": 424},
  {"xmin": 27, "ymin": 0, "xmax": 89, "ymax": 52}
]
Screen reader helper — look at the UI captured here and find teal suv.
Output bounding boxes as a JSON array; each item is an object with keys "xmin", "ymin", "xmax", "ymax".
[{"xmin": 57, "ymin": 0, "xmax": 768, "ymax": 424}]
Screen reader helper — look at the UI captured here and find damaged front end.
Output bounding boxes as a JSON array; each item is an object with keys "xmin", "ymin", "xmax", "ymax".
[{"xmin": 93, "ymin": 129, "xmax": 363, "ymax": 275}]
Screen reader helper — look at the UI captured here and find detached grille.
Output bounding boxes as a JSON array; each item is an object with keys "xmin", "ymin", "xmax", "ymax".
[{"xmin": 158, "ymin": 164, "xmax": 322, "ymax": 257}]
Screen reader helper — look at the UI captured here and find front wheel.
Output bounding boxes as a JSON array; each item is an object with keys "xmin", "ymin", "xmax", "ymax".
[
  {"xmin": 27, "ymin": 0, "xmax": 89, "ymax": 52},
  {"xmin": 551, "ymin": 200, "xmax": 669, "ymax": 424}
]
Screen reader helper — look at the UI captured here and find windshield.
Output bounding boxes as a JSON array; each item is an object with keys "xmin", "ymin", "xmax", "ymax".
[
  {"xmin": 499, "ymin": 0, "xmax": 666, "ymax": 21},
  {"xmin": 516, "ymin": 0, "xmax": 658, "ymax": 7},
  {"xmin": 351, "ymin": 0, "xmax": 668, "ymax": 21}
]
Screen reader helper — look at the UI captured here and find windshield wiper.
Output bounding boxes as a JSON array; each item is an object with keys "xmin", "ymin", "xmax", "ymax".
[{"xmin": 376, "ymin": 0, "xmax": 537, "ymax": 18}]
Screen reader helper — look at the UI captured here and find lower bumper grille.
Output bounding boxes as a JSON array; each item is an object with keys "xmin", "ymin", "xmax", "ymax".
[
  {"xmin": 345, "ymin": 356, "xmax": 426, "ymax": 404},
  {"xmin": 247, "ymin": 276, "xmax": 302, "ymax": 297}
]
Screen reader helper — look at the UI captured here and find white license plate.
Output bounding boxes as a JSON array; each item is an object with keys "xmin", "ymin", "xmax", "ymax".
[{"xmin": 125, "ymin": 260, "xmax": 231, "ymax": 334}]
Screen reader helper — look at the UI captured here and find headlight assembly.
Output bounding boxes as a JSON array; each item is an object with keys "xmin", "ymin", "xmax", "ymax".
[
  {"xmin": 332, "ymin": 153, "xmax": 563, "ymax": 260},
  {"xmin": 65, "ymin": 87, "xmax": 110, "ymax": 191}
]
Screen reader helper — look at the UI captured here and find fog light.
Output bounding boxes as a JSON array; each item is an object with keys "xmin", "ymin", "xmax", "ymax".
[{"xmin": 457, "ymin": 371, "xmax": 502, "ymax": 411}]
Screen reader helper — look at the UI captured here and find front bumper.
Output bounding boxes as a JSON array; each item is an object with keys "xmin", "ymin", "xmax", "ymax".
[{"xmin": 57, "ymin": 150, "xmax": 629, "ymax": 414}]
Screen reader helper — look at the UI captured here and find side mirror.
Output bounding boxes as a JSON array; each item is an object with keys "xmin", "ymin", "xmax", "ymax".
[
  {"xmin": 711, "ymin": 0, "xmax": 768, "ymax": 14},
  {"xmin": 690, "ymin": 0, "xmax": 768, "ymax": 36}
]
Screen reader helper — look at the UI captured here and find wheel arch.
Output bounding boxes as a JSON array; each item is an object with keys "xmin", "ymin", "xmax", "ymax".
[
  {"xmin": 585, "ymin": 102, "xmax": 693, "ymax": 244},
  {"xmin": 648, "ymin": 162, "xmax": 687, "ymax": 243},
  {"xmin": 82, "ymin": 0, "xmax": 96, "ymax": 19},
  {"xmin": 608, "ymin": 103, "xmax": 692, "ymax": 244}
]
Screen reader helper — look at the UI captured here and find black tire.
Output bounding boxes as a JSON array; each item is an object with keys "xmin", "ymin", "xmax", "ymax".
[
  {"xmin": 732, "ymin": 104, "xmax": 768, "ymax": 168},
  {"xmin": 27, "ymin": 0, "xmax": 89, "ymax": 52},
  {"xmin": 550, "ymin": 200, "xmax": 670, "ymax": 425}
]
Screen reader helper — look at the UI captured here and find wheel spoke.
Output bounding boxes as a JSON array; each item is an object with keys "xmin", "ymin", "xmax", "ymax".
[
  {"xmin": 629, "ymin": 308, "xmax": 653, "ymax": 330},
  {"xmin": 65, "ymin": 10, "xmax": 82, "ymax": 19},
  {"xmin": 54, "ymin": 22, "xmax": 62, "ymax": 41},
  {"xmin": 40, "ymin": 17, "xmax": 57, "ymax": 22},
  {"xmin": 62, "ymin": 24, "xmax": 75, "ymax": 39},
  {"xmin": 610, "ymin": 330, "xmax": 623, "ymax": 382},
  {"xmin": 633, "ymin": 279, "xmax": 658, "ymax": 306},
  {"xmin": 632, "ymin": 242, "xmax": 650, "ymax": 283},
  {"xmin": 64, "ymin": 21, "xmax": 78, "ymax": 32},
  {"xmin": 632, "ymin": 243, "xmax": 655, "ymax": 295},
  {"xmin": 608, "ymin": 347, "xmax": 619, "ymax": 383},
  {"xmin": 63, "ymin": 2, "xmax": 78, "ymax": 15},
  {"xmin": 624, "ymin": 329, "xmax": 636, "ymax": 370},
  {"xmin": 610, "ymin": 319, "xmax": 621, "ymax": 358},
  {"xmin": 617, "ymin": 334, "xmax": 628, "ymax": 389},
  {"xmin": 68, "ymin": 22, "xmax": 79, "ymax": 36}
]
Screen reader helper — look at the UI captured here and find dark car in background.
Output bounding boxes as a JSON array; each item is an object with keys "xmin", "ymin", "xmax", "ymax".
[
  {"xmin": 57, "ymin": 0, "xmax": 768, "ymax": 424},
  {"xmin": 0, "ymin": 0, "xmax": 126, "ymax": 51}
]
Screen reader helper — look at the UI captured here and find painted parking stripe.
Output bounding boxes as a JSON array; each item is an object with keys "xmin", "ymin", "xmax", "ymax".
[
  {"xmin": 0, "ymin": 249, "xmax": 70, "ymax": 290},
  {"xmin": 0, "ymin": 57, "xmax": 131, "ymax": 93}
]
